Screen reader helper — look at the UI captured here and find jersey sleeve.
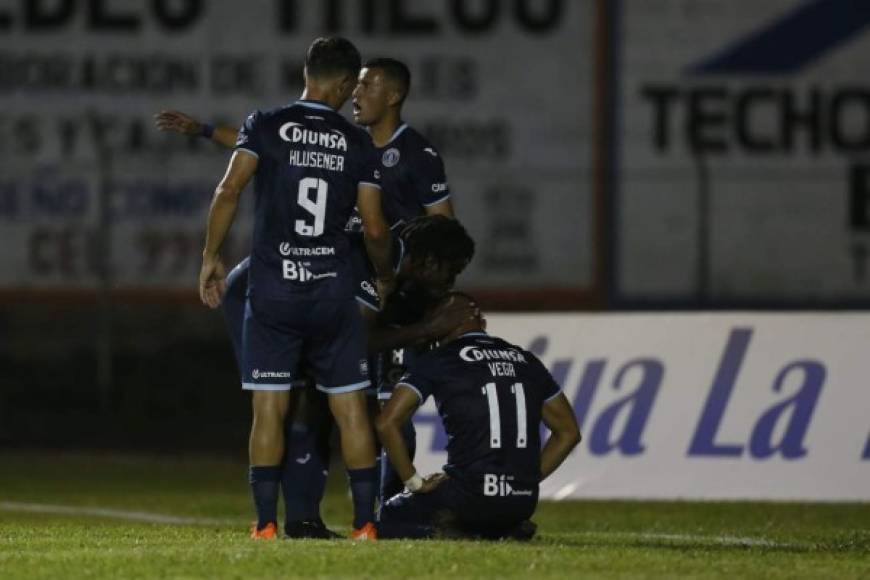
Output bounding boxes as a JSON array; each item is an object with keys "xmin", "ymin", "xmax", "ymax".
[
  {"xmin": 527, "ymin": 353, "xmax": 562, "ymax": 403},
  {"xmin": 395, "ymin": 354, "xmax": 439, "ymax": 403},
  {"xmin": 234, "ymin": 110, "xmax": 263, "ymax": 159},
  {"xmin": 410, "ymin": 145, "xmax": 450, "ymax": 207},
  {"xmin": 357, "ymin": 135, "xmax": 382, "ymax": 190}
]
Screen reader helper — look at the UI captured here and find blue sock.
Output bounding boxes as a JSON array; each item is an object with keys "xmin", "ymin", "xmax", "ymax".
[
  {"xmin": 347, "ymin": 467, "xmax": 377, "ymax": 529},
  {"xmin": 282, "ymin": 424, "xmax": 329, "ymax": 524},
  {"xmin": 249, "ymin": 465, "xmax": 282, "ymax": 530}
]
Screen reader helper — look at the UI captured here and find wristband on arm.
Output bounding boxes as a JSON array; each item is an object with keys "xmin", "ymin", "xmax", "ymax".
[
  {"xmin": 404, "ymin": 473, "xmax": 423, "ymax": 492},
  {"xmin": 200, "ymin": 123, "xmax": 215, "ymax": 139}
]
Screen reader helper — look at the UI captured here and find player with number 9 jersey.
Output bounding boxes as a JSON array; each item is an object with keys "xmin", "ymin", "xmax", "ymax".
[{"xmin": 236, "ymin": 102, "xmax": 381, "ymax": 301}]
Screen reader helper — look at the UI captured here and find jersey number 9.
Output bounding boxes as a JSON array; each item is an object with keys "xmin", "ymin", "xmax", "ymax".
[{"xmin": 295, "ymin": 177, "xmax": 328, "ymax": 237}]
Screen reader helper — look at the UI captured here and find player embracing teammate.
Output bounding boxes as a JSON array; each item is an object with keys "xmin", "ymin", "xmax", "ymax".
[{"xmin": 163, "ymin": 36, "xmax": 580, "ymax": 541}]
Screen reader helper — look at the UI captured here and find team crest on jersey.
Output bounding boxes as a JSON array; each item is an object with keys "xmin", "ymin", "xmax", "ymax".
[
  {"xmin": 359, "ymin": 359, "xmax": 369, "ymax": 377},
  {"xmin": 382, "ymin": 148, "xmax": 401, "ymax": 167}
]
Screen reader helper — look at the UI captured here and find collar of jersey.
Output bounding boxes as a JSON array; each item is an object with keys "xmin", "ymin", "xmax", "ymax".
[
  {"xmin": 460, "ymin": 331, "xmax": 490, "ymax": 339},
  {"xmin": 295, "ymin": 99, "xmax": 334, "ymax": 111},
  {"xmin": 384, "ymin": 123, "xmax": 409, "ymax": 145}
]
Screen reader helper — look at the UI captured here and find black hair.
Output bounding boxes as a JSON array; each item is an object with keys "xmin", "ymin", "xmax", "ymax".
[
  {"xmin": 400, "ymin": 215, "xmax": 475, "ymax": 267},
  {"xmin": 363, "ymin": 57, "xmax": 411, "ymax": 103},
  {"xmin": 305, "ymin": 37, "xmax": 362, "ymax": 80}
]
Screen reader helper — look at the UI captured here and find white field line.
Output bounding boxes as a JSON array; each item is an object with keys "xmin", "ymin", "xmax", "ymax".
[
  {"xmin": 0, "ymin": 501, "xmax": 805, "ymax": 549},
  {"xmin": 0, "ymin": 501, "xmax": 239, "ymax": 526},
  {"xmin": 569, "ymin": 531, "xmax": 804, "ymax": 549}
]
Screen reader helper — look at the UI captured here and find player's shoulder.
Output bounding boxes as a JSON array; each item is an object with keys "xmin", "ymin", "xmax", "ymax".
[
  {"xmin": 409, "ymin": 341, "xmax": 448, "ymax": 374},
  {"xmin": 396, "ymin": 125, "xmax": 442, "ymax": 160},
  {"xmin": 249, "ymin": 104, "xmax": 290, "ymax": 122}
]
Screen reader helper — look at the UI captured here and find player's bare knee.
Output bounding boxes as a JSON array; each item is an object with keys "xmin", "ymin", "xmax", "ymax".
[{"xmin": 251, "ymin": 390, "xmax": 290, "ymax": 419}]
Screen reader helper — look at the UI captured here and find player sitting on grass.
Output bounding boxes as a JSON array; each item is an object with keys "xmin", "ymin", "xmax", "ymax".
[{"xmin": 375, "ymin": 292, "xmax": 581, "ymax": 540}]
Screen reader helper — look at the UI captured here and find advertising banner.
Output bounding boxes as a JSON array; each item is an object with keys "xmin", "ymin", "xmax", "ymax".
[
  {"xmin": 0, "ymin": 1, "xmax": 596, "ymax": 294},
  {"xmin": 619, "ymin": 0, "xmax": 870, "ymax": 303}
]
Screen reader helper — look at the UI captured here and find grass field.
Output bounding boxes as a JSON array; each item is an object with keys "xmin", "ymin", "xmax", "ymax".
[{"xmin": 1, "ymin": 452, "xmax": 868, "ymax": 579}]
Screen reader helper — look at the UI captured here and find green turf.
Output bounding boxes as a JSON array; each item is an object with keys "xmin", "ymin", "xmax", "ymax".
[{"xmin": 1, "ymin": 452, "xmax": 868, "ymax": 579}]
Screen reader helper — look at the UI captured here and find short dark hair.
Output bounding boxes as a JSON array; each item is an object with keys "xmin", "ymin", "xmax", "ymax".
[
  {"xmin": 306, "ymin": 37, "xmax": 361, "ymax": 80},
  {"xmin": 400, "ymin": 215, "xmax": 475, "ymax": 267},
  {"xmin": 364, "ymin": 57, "xmax": 411, "ymax": 103}
]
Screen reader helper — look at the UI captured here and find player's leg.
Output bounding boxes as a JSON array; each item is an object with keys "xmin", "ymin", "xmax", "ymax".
[
  {"xmin": 281, "ymin": 389, "xmax": 337, "ymax": 538},
  {"xmin": 377, "ymin": 477, "xmax": 467, "ymax": 539},
  {"xmin": 223, "ymin": 259, "xmax": 334, "ymax": 536},
  {"xmin": 327, "ymin": 390, "xmax": 377, "ymax": 537},
  {"xmin": 456, "ymin": 490, "xmax": 539, "ymax": 541},
  {"xmin": 308, "ymin": 299, "xmax": 378, "ymax": 537},
  {"xmin": 242, "ymin": 297, "xmax": 300, "ymax": 537}
]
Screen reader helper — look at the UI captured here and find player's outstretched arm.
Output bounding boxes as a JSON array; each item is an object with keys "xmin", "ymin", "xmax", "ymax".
[
  {"xmin": 200, "ymin": 150, "xmax": 257, "ymax": 308},
  {"xmin": 154, "ymin": 110, "xmax": 238, "ymax": 149},
  {"xmin": 375, "ymin": 386, "xmax": 429, "ymax": 492},
  {"xmin": 540, "ymin": 393, "xmax": 581, "ymax": 481},
  {"xmin": 357, "ymin": 184, "xmax": 396, "ymax": 301}
]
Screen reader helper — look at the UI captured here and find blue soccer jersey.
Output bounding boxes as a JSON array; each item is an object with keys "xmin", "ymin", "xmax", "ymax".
[
  {"xmin": 235, "ymin": 100, "xmax": 381, "ymax": 301},
  {"xmin": 397, "ymin": 332, "xmax": 562, "ymax": 493},
  {"xmin": 343, "ymin": 124, "xmax": 450, "ymax": 233},
  {"xmin": 376, "ymin": 124, "xmax": 450, "ymax": 228}
]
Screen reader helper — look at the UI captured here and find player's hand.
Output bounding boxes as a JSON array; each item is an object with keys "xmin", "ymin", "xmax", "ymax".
[
  {"xmin": 198, "ymin": 256, "xmax": 227, "ymax": 309},
  {"xmin": 376, "ymin": 275, "xmax": 397, "ymax": 307},
  {"xmin": 423, "ymin": 296, "xmax": 480, "ymax": 340},
  {"xmin": 418, "ymin": 472, "xmax": 448, "ymax": 494},
  {"xmin": 154, "ymin": 110, "xmax": 202, "ymax": 136}
]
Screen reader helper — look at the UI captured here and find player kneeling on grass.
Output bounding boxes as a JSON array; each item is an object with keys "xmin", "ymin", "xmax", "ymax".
[{"xmin": 375, "ymin": 292, "xmax": 581, "ymax": 540}]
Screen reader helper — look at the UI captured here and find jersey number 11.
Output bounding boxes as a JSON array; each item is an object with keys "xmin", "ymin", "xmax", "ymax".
[{"xmin": 482, "ymin": 382, "xmax": 528, "ymax": 449}]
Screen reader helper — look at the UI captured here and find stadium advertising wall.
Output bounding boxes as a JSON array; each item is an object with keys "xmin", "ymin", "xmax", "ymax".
[
  {"xmin": 413, "ymin": 313, "xmax": 870, "ymax": 500},
  {"xmin": 0, "ymin": 1, "xmax": 595, "ymax": 295},
  {"xmin": 619, "ymin": 0, "xmax": 870, "ymax": 304}
]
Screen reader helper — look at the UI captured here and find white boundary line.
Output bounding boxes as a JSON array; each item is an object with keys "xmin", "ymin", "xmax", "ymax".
[
  {"xmin": 0, "ymin": 501, "xmax": 239, "ymax": 526},
  {"xmin": 567, "ymin": 531, "xmax": 803, "ymax": 549},
  {"xmin": 0, "ymin": 501, "xmax": 805, "ymax": 549}
]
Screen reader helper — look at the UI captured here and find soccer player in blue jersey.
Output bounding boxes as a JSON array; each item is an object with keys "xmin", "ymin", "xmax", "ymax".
[
  {"xmin": 375, "ymin": 293, "xmax": 581, "ymax": 540},
  {"xmin": 156, "ymin": 58, "xmax": 453, "ymax": 224},
  {"xmin": 198, "ymin": 37, "xmax": 393, "ymax": 540},
  {"xmin": 157, "ymin": 56, "xmax": 464, "ymax": 538},
  {"xmin": 350, "ymin": 58, "xmax": 453, "ymax": 225}
]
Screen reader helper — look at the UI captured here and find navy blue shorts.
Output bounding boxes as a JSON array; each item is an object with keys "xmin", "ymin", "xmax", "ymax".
[
  {"xmin": 222, "ymin": 257, "xmax": 250, "ymax": 370},
  {"xmin": 241, "ymin": 292, "xmax": 370, "ymax": 394},
  {"xmin": 379, "ymin": 476, "xmax": 537, "ymax": 537}
]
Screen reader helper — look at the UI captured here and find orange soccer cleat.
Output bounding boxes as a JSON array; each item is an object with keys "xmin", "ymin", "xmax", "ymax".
[
  {"xmin": 250, "ymin": 521, "xmax": 278, "ymax": 540},
  {"xmin": 350, "ymin": 522, "xmax": 378, "ymax": 541}
]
